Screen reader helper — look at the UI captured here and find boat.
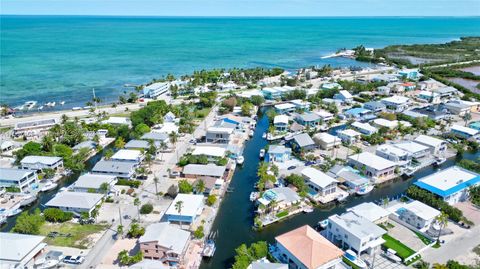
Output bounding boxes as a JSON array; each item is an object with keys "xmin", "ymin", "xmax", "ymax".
[
  {"xmin": 226, "ymin": 187, "xmax": 235, "ymax": 193},
  {"xmin": 72, "ymin": 107, "xmax": 82, "ymax": 111},
  {"xmin": 60, "ymin": 101, "xmax": 65, "ymax": 105},
  {"xmin": 262, "ymin": 133, "xmax": 267, "ymax": 139},
  {"xmin": 0, "ymin": 215, "xmax": 7, "ymax": 225},
  {"xmin": 402, "ymin": 167, "xmax": 416, "ymax": 177},
  {"xmin": 7, "ymin": 208, "xmax": 22, "ymax": 217},
  {"xmin": 236, "ymin": 156, "xmax": 244, "ymax": 165},
  {"xmin": 46, "ymin": 101, "xmax": 56, "ymax": 107},
  {"xmin": 25, "ymin": 101, "xmax": 37, "ymax": 110},
  {"xmin": 383, "ymin": 249, "xmax": 402, "ymax": 263},
  {"xmin": 259, "ymin": 149, "xmax": 265, "ymax": 159},
  {"xmin": 303, "ymin": 207, "xmax": 314, "ymax": 213},
  {"xmin": 343, "ymin": 250, "xmax": 367, "ymax": 269},
  {"xmin": 38, "ymin": 106, "xmax": 44, "ymax": 110},
  {"xmin": 434, "ymin": 157, "xmax": 446, "ymax": 166},
  {"xmin": 40, "ymin": 181, "xmax": 58, "ymax": 192},
  {"xmin": 356, "ymin": 185, "xmax": 374, "ymax": 196},
  {"xmin": 337, "ymin": 193, "xmax": 348, "ymax": 202},
  {"xmin": 249, "ymin": 130, "xmax": 254, "ymax": 137},
  {"xmin": 20, "ymin": 195, "xmax": 37, "ymax": 207},
  {"xmin": 249, "ymin": 192, "xmax": 258, "ymax": 202},
  {"xmin": 202, "ymin": 239, "xmax": 216, "ymax": 257},
  {"xmin": 318, "ymin": 219, "xmax": 329, "ymax": 229}
]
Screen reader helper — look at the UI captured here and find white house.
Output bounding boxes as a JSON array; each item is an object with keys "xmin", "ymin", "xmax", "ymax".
[
  {"xmin": 326, "ymin": 212, "xmax": 386, "ymax": 255},
  {"xmin": 301, "ymin": 167, "xmax": 338, "ymax": 199},
  {"xmin": 205, "ymin": 127, "xmax": 234, "ymax": 144},
  {"xmin": 0, "ymin": 168, "xmax": 38, "ymax": 192},
  {"xmin": 333, "ymin": 90, "xmax": 353, "ymax": 104},
  {"xmin": 273, "ymin": 225, "xmax": 343, "ymax": 269},
  {"xmin": 191, "ymin": 146, "xmax": 226, "ymax": 160},
  {"xmin": 313, "ymin": 132, "xmax": 341, "ymax": 150},
  {"xmin": 372, "ymin": 118, "xmax": 399, "ymax": 130},
  {"xmin": 45, "ymin": 191, "xmax": 104, "ymax": 215},
  {"xmin": 337, "ymin": 129, "xmax": 361, "ymax": 144},
  {"xmin": 73, "ymin": 173, "xmax": 117, "ymax": 193},
  {"xmin": 414, "ymin": 166, "xmax": 480, "ymax": 205},
  {"xmin": 381, "ymin": 96, "xmax": 410, "ymax": 112},
  {"xmin": 273, "ymin": 115, "xmax": 289, "ymax": 132},
  {"xmin": 102, "ymin": 116, "xmax": 132, "ymax": 127},
  {"xmin": 92, "ymin": 160, "xmax": 136, "ymax": 179},
  {"xmin": 20, "ymin": 156, "xmax": 63, "ymax": 171},
  {"xmin": 375, "ymin": 144, "xmax": 412, "ymax": 167},
  {"xmin": 414, "ymin": 135, "xmax": 447, "ymax": 155},
  {"xmin": 347, "ymin": 152, "xmax": 397, "ymax": 182},
  {"xmin": 347, "ymin": 202, "xmax": 390, "ymax": 224},
  {"xmin": 165, "ymin": 194, "xmax": 204, "ymax": 224},
  {"xmin": 397, "ymin": 200, "xmax": 440, "ymax": 231},
  {"xmin": 0, "ymin": 233, "xmax": 46, "ymax": 268},
  {"xmin": 393, "ymin": 141, "xmax": 430, "ymax": 159},
  {"xmin": 351, "ymin": 122, "xmax": 378, "ymax": 136},
  {"xmin": 143, "ymin": 82, "xmax": 170, "ymax": 99},
  {"xmin": 111, "ymin": 149, "xmax": 143, "ymax": 163},
  {"xmin": 275, "ymin": 103, "xmax": 296, "ymax": 114}
]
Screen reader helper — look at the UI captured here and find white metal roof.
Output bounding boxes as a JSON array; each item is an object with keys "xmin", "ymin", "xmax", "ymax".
[
  {"xmin": 416, "ymin": 166, "xmax": 478, "ymax": 192},
  {"xmin": 111, "ymin": 149, "xmax": 142, "ymax": 161},
  {"xmin": 451, "ymin": 125, "xmax": 479, "ymax": 136},
  {"xmin": 414, "ymin": 135, "xmax": 445, "ymax": 148},
  {"xmin": 301, "ymin": 167, "xmax": 338, "ymax": 188},
  {"xmin": 0, "ymin": 232, "xmax": 46, "ymax": 263},
  {"xmin": 352, "ymin": 122, "xmax": 378, "ymax": 133},
  {"xmin": 376, "ymin": 144, "xmax": 409, "ymax": 157},
  {"xmin": 74, "ymin": 173, "xmax": 116, "ymax": 189},
  {"xmin": 46, "ymin": 192, "xmax": 104, "ymax": 210},
  {"xmin": 393, "ymin": 141, "xmax": 429, "ymax": 154},
  {"xmin": 313, "ymin": 133, "xmax": 340, "ymax": 144},
  {"xmin": 138, "ymin": 222, "xmax": 190, "ymax": 254},
  {"xmin": 166, "ymin": 194, "xmax": 204, "ymax": 218},
  {"xmin": 373, "ymin": 118, "xmax": 398, "ymax": 128},
  {"xmin": 348, "ymin": 152, "xmax": 396, "ymax": 170},
  {"xmin": 338, "ymin": 129, "xmax": 361, "ymax": 137},
  {"xmin": 21, "ymin": 156, "xmax": 62, "ymax": 165},
  {"xmin": 338, "ymin": 90, "xmax": 353, "ymax": 99},
  {"xmin": 273, "ymin": 115, "xmax": 289, "ymax": 124},
  {"xmin": 274, "ymin": 103, "xmax": 296, "ymax": 110},
  {"xmin": 183, "ymin": 163, "xmax": 226, "ymax": 177},
  {"xmin": 382, "ymin": 95, "xmax": 410, "ymax": 104},
  {"xmin": 348, "ymin": 202, "xmax": 391, "ymax": 223},
  {"xmin": 403, "ymin": 201, "xmax": 440, "ymax": 221},
  {"xmin": 192, "ymin": 146, "xmax": 226, "ymax": 157}
]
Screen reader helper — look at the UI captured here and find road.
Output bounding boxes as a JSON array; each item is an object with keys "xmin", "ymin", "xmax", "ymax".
[{"xmin": 79, "ymin": 105, "xmax": 219, "ymax": 269}]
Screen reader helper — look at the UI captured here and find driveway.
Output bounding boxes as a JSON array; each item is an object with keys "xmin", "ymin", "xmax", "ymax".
[
  {"xmin": 386, "ymin": 220, "xmax": 426, "ymax": 251},
  {"xmin": 362, "ymin": 253, "xmax": 407, "ymax": 269}
]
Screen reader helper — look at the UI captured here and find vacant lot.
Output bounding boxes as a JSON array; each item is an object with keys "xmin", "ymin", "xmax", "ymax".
[{"xmin": 40, "ymin": 222, "xmax": 108, "ymax": 249}]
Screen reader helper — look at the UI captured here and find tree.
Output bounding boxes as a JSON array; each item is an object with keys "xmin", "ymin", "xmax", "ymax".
[
  {"xmin": 153, "ymin": 177, "xmax": 160, "ymax": 198},
  {"xmin": 43, "ymin": 208, "xmax": 73, "ymax": 222},
  {"xmin": 127, "ymin": 223, "xmax": 145, "ymax": 238},
  {"xmin": 195, "ymin": 180, "xmax": 206, "ymax": 194},
  {"xmin": 193, "ymin": 225, "xmax": 205, "ymax": 239},
  {"xmin": 117, "ymin": 225, "xmax": 124, "ymax": 238},
  {"xmin": 104, "ymin": 148, "xmax": 114, "ymax": 160},
  {"xmin": 178, "ymin": 179, "xmax": 193, "ymax": 193},
  {"xmin": 140, "ymin": 203, "xmax": 154, "ymax": 214},
  {"xmin": 134, "ymin": 123, "xmax": 151, "ymax": 136},
  {"xmin": 115, "ymin": 137, "xmax": 126, "ymax": 149},
  {"xmin": 167, "ymin": 184, "xmax": 178, "ymax": 198},
  {"xmin": 12, "ymin": 209, "xmax": 45, "ymax": 234},
  {"xmin": 175, "ymin": 200, "xmax": 184, "ymax": 228},
  {"xmin": 435, "ymin": 211, "xmax": 449, "ymax": 243},
  {"xmin": 158, "ymin": 141, "xmax": 168, "ymax": 162},
  {"xmin": 99, "ymin": 182, "xmax": 109, "ymax": 194},
  {"xmin": 169, "ymin": 132, "xmax": 179, "ymax": 161},
  {"xmin": 134, "ymin": 198, "xmax": 141, "ymax": 220},
  {"xmin": 206, "ymin": 195, "xmax": 217, "ymax": 206},
  {"xmin": 42, "ymin": 168, "xmax": 55, "ymax": 179},
  {"xmin": 463, "ymin": 112, "xmax": 472, "ymax": 126}
]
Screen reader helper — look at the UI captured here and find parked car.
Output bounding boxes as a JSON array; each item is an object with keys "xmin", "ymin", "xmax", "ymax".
[
  {"xmin": 63, "ymin": 256, "xmax": 85, "ymax": 265},
  {"xmin": 305, "ymin": 161, "xmax": 315, "ymax": 166},
  {"xmin": 287, "ymin": 166, "xmax": 296, "ymax": 170}
]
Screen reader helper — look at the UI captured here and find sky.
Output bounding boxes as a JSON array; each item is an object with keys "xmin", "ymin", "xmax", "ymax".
[{"xmin": 1, "ymin": 0, "xmax": 479, "ymax": 16}]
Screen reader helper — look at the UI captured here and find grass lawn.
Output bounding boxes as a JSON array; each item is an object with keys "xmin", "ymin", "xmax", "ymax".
[
  {"xmin": 40, "ymin": 222, "xmax": 108, "ymax": 249},
  {"xmin": 382, "ymin": 234, "xmax": 416, "ymax": 260},
  {"xmin": 194, "ymin": 107, "xmax": 212, "ymax": 119},
  {"xmin": 276, "ymin": 210, "xmax": 289, "ymax": 219},
  {"xmin": 414, "ymin": 231, "xmax": 433, "ymax": 245},
  {"xmin": 342, "ymin": 257, "xmax": 361, "ymax": 269}
]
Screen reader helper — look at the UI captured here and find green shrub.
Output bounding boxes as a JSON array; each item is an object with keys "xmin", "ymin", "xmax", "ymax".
[
  {"xmin": 140, "ymin": 204, "xmax": 153, "ymax": 214},
  {"xmin": 206, "ymin": 195, "xmax": 217, "ymax": 206},
  {"xmin": 193, "ymin": 225, "xmax": 205, "ymax": 239},
  {"xmin": 116, "ymin": 179, "xmax": 141, "ymax": 188},
  {"xmin": 43, "ymin": 208, "xmax": 74, "ymax": 223}
]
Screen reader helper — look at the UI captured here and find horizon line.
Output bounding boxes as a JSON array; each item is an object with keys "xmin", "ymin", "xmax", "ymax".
[{"xmin": 1, "ymin": 14, "xmax": 480, "ymax": 18}]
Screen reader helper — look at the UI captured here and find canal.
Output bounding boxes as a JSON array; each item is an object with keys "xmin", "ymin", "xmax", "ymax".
[
  {"xmin": 1, "ymin": 147, "xmax": 109, "ymax": 232},
  {"xmin": 200, "ymin": 111, "xmax": 480, "ymax": 269}
]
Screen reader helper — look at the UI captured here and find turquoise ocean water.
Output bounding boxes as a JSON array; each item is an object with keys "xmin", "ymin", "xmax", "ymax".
[{"xmin": 1, "ymin": 16, "xmax": 480, "ymax": 108}]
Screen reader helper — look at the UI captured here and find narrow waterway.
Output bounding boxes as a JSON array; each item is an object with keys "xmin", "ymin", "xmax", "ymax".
[
  {"xmin": 0, "ymin": 147, "xmax": 109, "ymax": 232},
  {"xmin": 200, "ymin": 111, "xmax": 480, "ymax": 269}
]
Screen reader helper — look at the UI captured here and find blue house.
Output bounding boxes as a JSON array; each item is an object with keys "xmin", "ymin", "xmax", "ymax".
[
  {"xmin": 266, "ymin": 145, "xmax": 292, "ymax": 163},
  {"xmin": 165, "ymin": 194, "xmax": 204, "ymax": 224},
  {"xmin": 295, "ymin": 113, "xmax": 321, "ymax": 128},
  {"xmin": 344, "ymin": 107, "xmax": 372, "ymax": 119},
  {"xmin": 398, "ymin": 69, "xmax": 419, "ymax": 80}
]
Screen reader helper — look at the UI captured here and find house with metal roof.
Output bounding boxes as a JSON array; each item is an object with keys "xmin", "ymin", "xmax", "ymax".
[
  {"xmin": 20, "ymin": 156, "xmax": 63, "ymax": 171},
  {"xmin": 289, "ymin": 133, "xmax": 316, "ymax": 152},
  {"xmin": 414, "ymin": 135, "xmax": 447, "ymax": 155},
  {"xmin": 45, "ymin": 191, "xmax": 104, "ymax": 215},
  {"xmin": 381, "ymin": 96, "xmax": 410, "ymax": 112},
  {"xmin": 450, "ymin": 125, "xmax": 479, "ymax": 139},
  {"xmin": 294, "ymin": 113, "xmax": 321, "ymax": 128},
  {"xmin": 347, "ymin": 202, "xmax": 390, "ymax": 224},
  {"xmin": 191, "ymin": 146, "xmax": 226, "ymax": 160},
  {"xmin": 337, "ymin": 129, "xmax": 361, "ymax": 144},
  {"xmin": 13, "ymin": 118, "xmax": 58, "ymax": 138},
  {"xmin": 73, "ymin": 173, "xmax": 117, "ymax": 193},
  {"xmin": 205, "ymin": 126, "xmax": 234, "ymax": 144},
  {"xmin": 376, "ymin": 144, "xmax": 412, "ymax": 167},
  {"xmin": 363, "ymin": 101, "xmax": 386, "ymax": 113},
  {"xmin": 272, "ymin": 225, "xmax": 343, "ymax": 269},
  {"xmin": 73, "ymin": 140, "xmax": 97, "ymax": 151},
  {"xmin": 139, "ymin": 222, "xmax": 190, "ymax": 265},
  {"xmin": 111, "ymin": 149, "xmax": 144, "ymax": 163},
  {"xmin": 414, "ymin": 166, "xmax": 480, "ymax": 205},
  {"xmin": 396, "ymin": 200, "xmax": 440, "ymax": 231},
  {"xmin": 248, "ymin": 258, "xmax": 288, "ymax": 269},
  {"xmin": 165, "ymin": 194, "xmax": 204, "ymax": 224},
  {"xmin": 273, "ymin": 115, "xmax": 289, "ymax": 132},
  {"xmin": 91, "ymin": 160, "xmax": 136, "ymax": 178},
  {"xmin": 351, "ymin": 122, "xmax": 378, "ymax": 136},
  {"xmin": 0, "ymin": 168, "xmax": 38, "ymax": 192},
  {"xmin": 313, "ymin": 132, "xmax": 341, "ymax": 150},
  {"xmin": 257, "ymin": 187, "xmax": 301, "ymax": 209},
  {"xmin": 301, "ymin": 167, "xmax": 338, "ymax": 200},
  {"xmin": 182, "ymin": 163, "xmax": 226, "ymax": 179},
  {"xmin": 141, "ymin": 132, "xmax": 169, "ymax": 143},
  {"xmin": 290, "ymin": 99, "xmax": 311, "ymax": 111},
  {"xmin": 102, "ymin": 116, "xmax": 132, "ymax": 127},
  {"xmin": 347, "ymin": 152, "xmax": 397, "ymax": 182},
  {"xmin": 327, "ymin": 165, "xmax": 371, "ymax": 192},
  {"xmin": 143, "ymin": 82, "xmax": 170, "ymax": 99},
  {"xmin": 326, "ymin": 212, "xmax": 386, "ymax": 255},
  {"xmin": 275, "ymin": 103, "xmax": 296, "ymax": 114},
  {"xmin": 333, "ymin": 90, "xmax": 353, "ymax": 104},
  {"xmin": 344, "ymin": 107, "xmax": 372, "ymax": 119},
  {"xmin": 393, "ymin": 141, "xmax": 431, "ymax": 159},
  {"xmin": 0, "ymin": 232, "xmax": 46, "ymax": 268},
  {"xmin": 266, "ymin": 145, "xmax": 291, "ymax": 163},
  {"xmin": 125, "ymin": 139, "xmax": 160, "ymax": 151}
]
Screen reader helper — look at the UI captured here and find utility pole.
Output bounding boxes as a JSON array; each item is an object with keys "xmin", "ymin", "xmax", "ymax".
[{"xmin": 118, "ymin": 206, "xmax": 122, "ymax": 227}]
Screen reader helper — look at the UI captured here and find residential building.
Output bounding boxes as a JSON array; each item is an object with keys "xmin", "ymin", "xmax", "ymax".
[
  {"xmin": 414, "ymin": 166, "xmax": 480, "ymax": 205},
  {"xmin": 351, "ymin": 122, "xmax": 377, "ymax": 136},
  {"xmin": 432, "ymin": 86, "xmax": 458, "ymax": 98},
  {"xmin": 272, "ymin": 225, "xmax": 343, "ymax": 269},
  {"xmin": 111, "ymin": 149, "xmax": 143, "ymax": 163},
  {"xmin": 450, "ymin": 125, "xmax": 479, "ymax": 139},
  {"xmin": 257, "ymin": 187, "xmax": 301, "ymax": 210},
  {"xmin": 20, "ymin": 156, "xmax": 63, "ymax": 171},
  {"xmin": 290, "ymin": 133, "xmax": 316, "ymax": 152},
  {"xmin": 410, "ymin": 105, "xmax": 450, "ymax": 121},
  {"xmin": 248, "ymin": 258, "xmax": 288, "ymax": 269},
  {"xmin": 262, "ymin": 87, "xmax": 282, "ymax": 100},
  {"xmin": 326, "ymin": 212, "xmax": 386, "ymax": 255},
  {"xmin": 139, "ymin": 222, "xmax": 190, "ymax": 265},
  {"xmin": 393, "ymin": 141, "xmax": 430, "ymax": 159},
  {"xmin": 274, "ymin": 115, "xmax": 289, "ymax": 132},
  {"xmin": 363, "ymin": 101, "xmax": 386, "ymax": 113},
  {"xmin": 344, "ymin": 108, "xmax": 372, "ymax": 120},
  {"xmin": 73, "ymin": 173, "xmax": 117, "ymax": 193},
  {"xmin": 321, "ymin": 82, "xmax": 343, "ymax": 90},
  {"xmin": 0, "ymin": 168, "xmax": 38, "ymax": 192},
  {"xmin": 129, "ymin": 260, "xmax": 169, "ymax": 269},
  {"xmin": 182, "ymin": 163, "xmax": 226, "ymax": 180},
  {"xmin": 72, "ymin": 140, "xmax": 97, "ymax": 151},
  {"xmin": 102, "ymin": 116, "xmax": 132, "ymax": 127},
  {"xmin": 347, "ymin": 152, "xmax": 397, "ymax": 181},
  {"xmin": 125, "ymin": 139, "xmax": 159, "ymax": 151},
  {"xmin": 372, "ymin": 118, "xmax": 398, "ymax": 130},
  {"xmin": 275, "ymin": 103, "xmax": 297, "ymax": 114},
  {"xmin": 398, "ymin": 69, "xmax": 419, "ymax": 80},
  {"xmin": 13, "ymin": 118, "xmax": 58, "ymax": 138},
  {"xmin": 301, "ymin": 167, "xmax": 338, "ymax": 199},
  {"xmin": 313, "ymin": 133, "xmax": 341, "ymax": 150},
  {"xmin": 143, "ymin": 82, "xmax": 169, "ymax": 99},
  {"xmin": 141, "ymin": 132, "xmax": 170, "ymax": 144},
  {"xmin": 191, "ymin": 146, "xmax": 226, "ymax": 160},
  {"xmin": 45, "ymin": 191, "xmax": 104, "ymax": 215},
  {"xmin": 417, "ymin": 90, "xmax": 440, "ymax": 104},
  {"xmin": 163, "ymin": 111, "xmax": 178, "ymax": 123},
  {"xmin": 397, "ymin": 200, "xmax": 440, "ymax": 231},
  {"xmin": 290, "ymin": 99, "xmax": 311, "ymax": 111},
  {"xmin": 327, "ymin": 165, "xmax": 370, "ymax": 193},
  {"xmin": 337, "ymin": 129, "xmax": 361, "ymax": 144},
  {"xmin": 381, "ymin": 96, "xmax": 410, "ymax": 112},
  {"xmin": 206, "ymin": 127, "xmax": 234, "ymax": 144},
  {"xmin": 295, "ymin": 113, "xmax": 321, "ymax": 128},
  {"xmin": 165, "ymin": 194, "xmax": 204, "ymax": 224},
  {"xmin": 0, "ymin": 140, "xmax": 15, "ymax": 152},
  {"xmin": 266, "ymin": 145, "xmax": 292, "ymax": 163},
  {"xmin": 0, "ymin": 233, "xmax": 46, "ymax": 268},
  {"xmin": 375, "ymin": 144, "xmax": 412, "ymax": 167},
  {"xmin": 414, "ymin": 135, "xmax": 447, "ymax": 155},
  {"xmin": 314, "ymin": 110, "xmax": 334, "ymax": 122},
  {"xmin": 347, "ymin": 202, "xmax": 390, "ymax": 224},
  {"xmin": 444, "ymin": 101, "xmax": 471, "ymax": 116},
  {"xmin": 92, "ymin": 160, "xmax": 136, "ymax": 178},
  {"xmin": 333, "ymin": 90, "xmax": 353, "ymax": 104}
]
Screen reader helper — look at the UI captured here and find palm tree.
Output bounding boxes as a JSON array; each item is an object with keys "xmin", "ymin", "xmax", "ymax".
[
  {"xmin": 435, "ymin": 211, "xmax": 449, "ymax": 243},
  {"xmin": 153, "ymin": 177, "xmax": 159, "ymax": 199},
  {"xmin": 463, "ymin": 112, "xmax": 472, "ymax": 126},
  {"xmin": 169, "ymin": 132, "xmax": 179, "ymax": 161},
  {"xmin": 117, "ymin": 225, "xmax": 124, "ymax": 238},
  {"xmin": 134, "ymin": 198, "xmax": 141, "ymax": 221},
  {"xmin": 195, "ymin": 180, "xmax": 206, "ymax": 194},
  {"xmin": 159, "ymin": 141, "xmax": 167, "ymax": 162},
  {"xmin": 175, "ymin": 200, "xmax": 184, "ymax": 228}
]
